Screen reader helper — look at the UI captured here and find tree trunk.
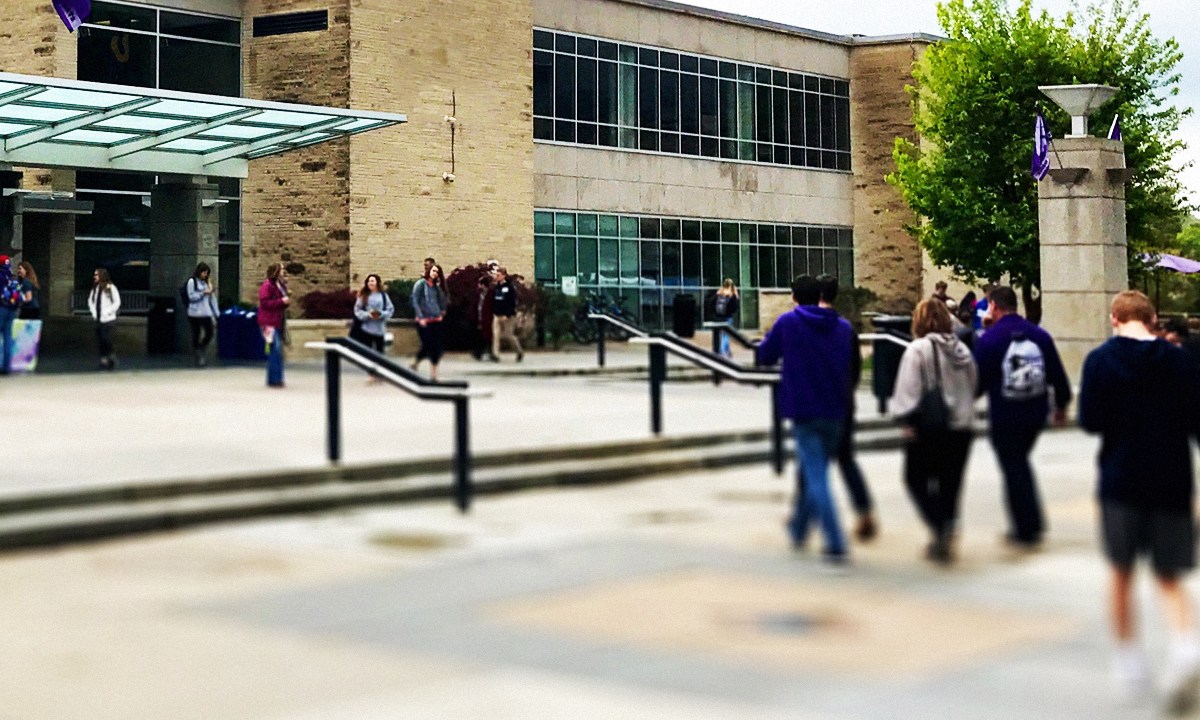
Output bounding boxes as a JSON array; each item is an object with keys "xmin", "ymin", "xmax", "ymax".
[{"xmin": 1022, "ymin": 284, "xmax": 1042, "ymax": 325}]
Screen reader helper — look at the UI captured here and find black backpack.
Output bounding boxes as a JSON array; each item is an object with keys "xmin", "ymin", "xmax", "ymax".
[{"xmin": 179, "ymin": 278, "xmax": 191, "ymax": 306}]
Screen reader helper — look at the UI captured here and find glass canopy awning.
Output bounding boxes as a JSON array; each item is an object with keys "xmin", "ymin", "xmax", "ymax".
[{"xmin": 0, "ymin": 72, "xmax": 406, "ymax": 178}]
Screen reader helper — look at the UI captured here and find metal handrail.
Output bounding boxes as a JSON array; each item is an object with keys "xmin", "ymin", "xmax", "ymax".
[
  {"xmin": 630, "ymin": 334, "xmax": 779, "ymax": 384},
  {"xmin": 305, "ymin": 337, "xmax": 491, "ymax": 512},
  {"xmin": 585, "ymin": 310, "xmax": 648, "ymax": 367},
  {"xmin": 629, "ymin": 332, "xmax": 786, "ymax": 476},
  {"xmin": 860, "ymin": 332, "xmax": 911, "ymax": 348},
  {"xmin": 701, "ymin": 321, "xmax": 760, "ymax": 350}
]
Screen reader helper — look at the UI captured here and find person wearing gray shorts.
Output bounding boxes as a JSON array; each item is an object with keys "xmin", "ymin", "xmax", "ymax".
[{"xmin": 1080, "ymin": 291, "xmax": 1200, "ymax": 714}]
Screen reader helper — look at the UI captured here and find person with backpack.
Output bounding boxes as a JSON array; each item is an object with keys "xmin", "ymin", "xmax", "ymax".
[
  {"xmin": 351, "ymin": 273, "xmax": 394, "ymax": 354},
  {"xmin": 890, "ymin": 299, "xmax": 978, "ymax": 564},
  {"xmin": 710, "ymin": 278, "xmax": 740, "ymax": 357},
  {"xmin": 184, "ymin": 262, "xmax": 220, "ymax": 367},
  {"xmin": 974, "ymin": 285, "xmax": 1072, "ymax": 550}
]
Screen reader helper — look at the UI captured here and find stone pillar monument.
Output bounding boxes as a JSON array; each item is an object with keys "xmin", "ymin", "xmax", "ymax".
[
  {"xmin": 1037, "ymin": 84, "xmax": 1130, "ymax": 382},
  {"xmin": 149, "ymin": 176, "xmax": 221, "ymax": 354}
]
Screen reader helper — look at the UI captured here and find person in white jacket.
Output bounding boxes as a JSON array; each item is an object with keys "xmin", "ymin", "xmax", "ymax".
[
  {"xmin": 185, "ymin": 262, "xmax": 220, "ymax": 367},
  {"xmin": 87, "ymin": 267, "xmax": 121, "ymax": 370},
  {"xmin": 889, "ymin": 298, "xmax": 978, "ymax": 564}
]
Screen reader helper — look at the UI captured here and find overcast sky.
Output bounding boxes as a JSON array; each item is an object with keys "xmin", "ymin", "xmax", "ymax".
[{"xmin": 679, "ymin": 0, "xmax": 1199, "ymax": 210}]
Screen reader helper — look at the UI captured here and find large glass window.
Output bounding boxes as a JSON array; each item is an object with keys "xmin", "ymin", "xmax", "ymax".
[
  {"xmin": 532, "ymin": 28, "xmax": 852, "ymax": 171},
  {"xmin": 76, "ymin": 2, "xmax": 242, "ymax": 308},
  {"xmin": 534, "ymin": 209, "xmax": 854, "ymax": 330}
]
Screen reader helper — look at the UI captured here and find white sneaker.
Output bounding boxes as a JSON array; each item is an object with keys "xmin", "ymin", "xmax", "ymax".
[
  {"xmin": 1113, "ymin": 647, "xmax": 1151, "ymax": 705},
  {"xmin": 1164, "ymin": 643, "xmax": 1200, "ymax": 716}
]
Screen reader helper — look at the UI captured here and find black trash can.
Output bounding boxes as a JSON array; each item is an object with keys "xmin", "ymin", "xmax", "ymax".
[
  {"xmin": 869, "ymin": 315, "xmax": 913, "ymax": 414},
  {"xmin": 147, "ymin": 295, "xmax": 177, "ymax": 355},
  {"xmin": 672, "ymin": 293, "xmax": 697, "ymax": 337}
]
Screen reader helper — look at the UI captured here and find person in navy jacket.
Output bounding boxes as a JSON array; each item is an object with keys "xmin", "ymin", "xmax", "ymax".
[
  {"xmin": 973, "ymin": 285, "xmax": 1071, "ymax": 548},
  {"xmin": 756, "ymin": 275, "xmax": 855, "ymax": 564}
]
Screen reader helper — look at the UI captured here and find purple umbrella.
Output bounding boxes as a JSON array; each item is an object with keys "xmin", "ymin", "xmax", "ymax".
[
  {"xmin": 52, "ymin": 0, "xmax": 91, "ymax": 32},
  {"xmin": 1141, "ymin": 253, "xmax": 1200, "ymax": 274}
]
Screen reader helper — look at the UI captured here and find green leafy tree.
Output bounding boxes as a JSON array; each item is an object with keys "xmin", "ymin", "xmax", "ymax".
[{"xmin": 889, "ymin": 0, "xmax": 1190, "ymax": 322}]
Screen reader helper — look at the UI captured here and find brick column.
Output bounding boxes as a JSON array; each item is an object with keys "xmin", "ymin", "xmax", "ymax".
[
  {"xmin": 149, "ymin": 176, "xmax": 220, "ymax": 353},
  {"xmin": 1037, "ymin": 136, "xmax": 1128, "ymax": 382}
]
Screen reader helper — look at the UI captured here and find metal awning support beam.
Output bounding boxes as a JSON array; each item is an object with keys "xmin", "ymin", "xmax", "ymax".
[
  {"xmin": 201, "ymin": 117, "xmax": 351, "ymax": 165},
  {"xmin": 108, "ymin": 108, "xmax": 263, "ymax": 159},
  {"xmin": 5, "ymin": 97, "xmax": 158, "ymax": 151},
  {"xmin": 0, "ymin": 86, "xmax": 44, "ymax": 108}
]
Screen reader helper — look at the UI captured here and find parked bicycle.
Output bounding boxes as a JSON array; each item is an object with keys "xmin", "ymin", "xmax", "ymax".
[{"xmin": 571, "ymin": 291, "xmax": 636, "ymax": 343}]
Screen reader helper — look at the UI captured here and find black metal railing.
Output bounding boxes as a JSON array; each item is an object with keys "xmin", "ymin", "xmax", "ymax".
[
  {"xmin": 586, "ymin": 310, "xmax": 649, "ymax": 367},
  {"xmin": 629, "ymin": 332, "xmax": 786, "ymax": 476},
  {"xmin": 305, "ymin": 336, "xmax": 491, "ymax": 513}
]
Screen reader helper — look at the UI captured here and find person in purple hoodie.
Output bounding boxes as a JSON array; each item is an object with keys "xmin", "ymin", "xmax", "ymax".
[
  {"xmin": 973, "ymin": 285, "xmax": 1071, "ymax": 549},
  {"xmin": 756, "ymin": 274, "xmax": 855, "ymax": 564}
]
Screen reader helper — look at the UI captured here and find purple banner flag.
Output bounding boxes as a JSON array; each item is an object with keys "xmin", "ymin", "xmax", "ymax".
[
  {"xmin": 1108, "ymin": 114, "xmax": 1122, "ymax": 141},
  {"xmin": 1031, "ymin": 112, "xmax": 1051, "ymax": 181},
  {"xmin": 52, "ymin": 0, "xmax": 91, "ymax": 33}
]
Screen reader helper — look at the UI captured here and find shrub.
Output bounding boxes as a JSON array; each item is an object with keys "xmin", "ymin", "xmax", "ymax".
[
  {"xmin": 384, "ymin": 278, "xmax": 418, "ymax": 319},
  {"xmin": 299, "ymin": 287, "xmax": 357, "ymax": 319},
  {"xmin": 536, "ymin": 284, "xmax": 582, "ymax": 349},
  {"xmin": 441, "ymin": 262, "xmax": 537, "ymax": 351}
]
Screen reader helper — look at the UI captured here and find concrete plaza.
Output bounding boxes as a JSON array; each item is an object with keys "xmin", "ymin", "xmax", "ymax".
[
  {"xmin": 0, "ymin": 426, "xmax": 1188, "ymax": 720},
  {"xmin": 0, "ymin": 344, "xmax": 1193, "ymax": 719}
]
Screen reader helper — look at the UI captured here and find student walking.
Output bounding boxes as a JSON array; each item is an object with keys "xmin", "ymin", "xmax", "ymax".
[
  {"xmin": 352, "ymin": 273, "xmax": 394, "ymax": 353},
  {"xmin": 974, "ymin": 285, "xmax": 1071, "ymax": 549},
  {"xmin": 411, "ymin": 263, "xmax": 448, "ymax": 380},
  {"xmin": 87, "ymin": 267, "xmax": 121, "ymax": 370},
  {"xmin": 756, "ymin": 275, "xmax": 855, "ymax": 565},
  {"xmin": 1079, "ymin": 291, "xmax": 1200, "ymax": 712},
  {"xmin": 890, "ymin": 299, "xmax": 978, "ymax": 564},
  {"xmin": 257, "ymin": 262, "xmax": 289, "ymax": 388},
  {"xmin": 0, "ymin": 256, "xmax": 20, "ymax": 375},
  {"xmin": 472, "ymin": 273, "xmax": 497, "ymax": 361},
  {"xmin": 710, "ymin": 278, "xmax": 740, "ymax": 357},
  {"xmin": 491, "ymin": 267, "xmax": 523, "ymax": 362},
  {"xmin": 184, "ymin": 262, "xmax": 220, "ymax": 367},
  {"xmin": 817, "ymin": 274, "xmax": 877, "ymax": 541},
  {"xmin": 16, "ymin": 261, "xmax": 39, "ymax": 320}
]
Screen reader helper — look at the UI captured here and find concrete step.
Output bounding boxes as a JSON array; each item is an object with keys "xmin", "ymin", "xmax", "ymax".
[{"xmin": 0, "ymin": 426, "xmax": 908, "ymax": 550}]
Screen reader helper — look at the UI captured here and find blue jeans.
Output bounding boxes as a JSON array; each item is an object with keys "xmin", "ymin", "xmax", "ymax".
[
  {"xmin": 266, "ymin": 331, "xmax": 284, "ymax": 386},
  {"xmin": 789, "ymin": 419, "xmax": 846, "ymax": 556},
  {"xmin": 0, "ymin": 305, "xmax": 15, "ymax": 374},
  {"xmin": 718, "ymin": 318, "xmax": 732, "ymax": 357}
]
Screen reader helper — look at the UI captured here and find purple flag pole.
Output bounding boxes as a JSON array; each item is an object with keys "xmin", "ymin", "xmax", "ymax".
[
  {"xmin": 52, "ymin": 0, "xmax": 91, "ymax": 33},
  {"xmin": 1031, "ymin": 112, "xmax": 1051, "ymax": 180}
]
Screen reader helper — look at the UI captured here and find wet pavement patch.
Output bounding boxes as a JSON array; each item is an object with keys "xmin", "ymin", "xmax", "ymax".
[
  {"xmin": 367, "ymin": 531, "xmax": 464, "ymax": 551},
  {"xmin": 627, "ymin": 509, "xmax": 709, "ymax": 525}
]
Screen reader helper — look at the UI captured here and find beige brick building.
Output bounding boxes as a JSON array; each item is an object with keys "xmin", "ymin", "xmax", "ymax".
[{"xmin": 0, "ymin": 0, "xmax": 936, "ymax": 342}]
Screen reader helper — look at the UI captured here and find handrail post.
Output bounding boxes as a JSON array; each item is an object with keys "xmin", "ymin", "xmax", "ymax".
[
  {"xmin": 771, "ymin": 383, "xmax": 784, "ymax": 476},
  {"xmin": 325, "ymin": 348, "xmax": 342, "ymax": 464},
  {"xmin": 650, "ymin": 342, "xmax": 666, "ymax": 435},
  {"xmin": 453, "ymin": 397, "xmax": 472, "ymax": 513},
  {"xmin": 710, "ymin": 325, "xmax": 722, "ymax": 386},
  {"xmin": 597, "ymin": 320, "xmax": 606, "ymax": 368}
]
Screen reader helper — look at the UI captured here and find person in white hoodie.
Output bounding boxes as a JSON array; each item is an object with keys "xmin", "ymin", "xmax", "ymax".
[
  {"xmin": 890, "ymin": 298, "xmax": 978, "ymax": 564},
  {"xmin": 87, "ymin": 267, "xmax": 121, "ymax": 370}
]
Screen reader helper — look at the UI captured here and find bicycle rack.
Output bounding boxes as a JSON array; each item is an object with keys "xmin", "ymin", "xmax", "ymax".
[
  {"xmin": 629, "ymin": 333, "xmax": 786, "ymax": 476},
  {"xmin": 305, "ymin": 337, "xmax": 492, "ymax": 513}
]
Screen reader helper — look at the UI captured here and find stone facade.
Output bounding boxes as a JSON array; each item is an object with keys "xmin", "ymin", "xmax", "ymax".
[
  {"xmin": 849, "ymin": 40, "xmax": 929, "ymax": 313},
  {"xmin": 240, "ymin": 0, "xmax": 353, "ymax": 303},
  {"xmin": 347, "ymin": 0, "xmax": 535, "ymax": 289}
]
